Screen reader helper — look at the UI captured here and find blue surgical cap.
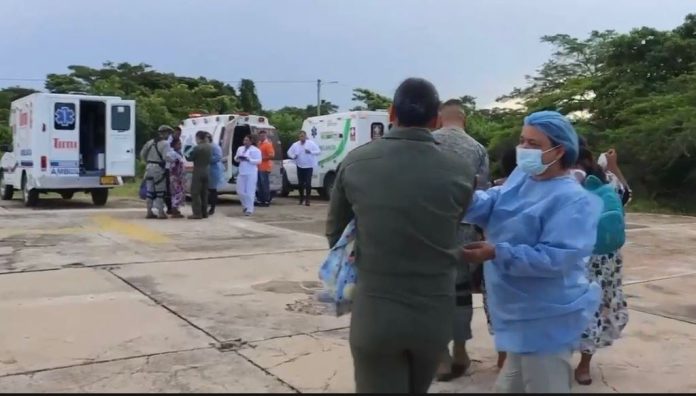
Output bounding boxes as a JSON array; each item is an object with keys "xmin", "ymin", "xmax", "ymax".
[{"xmin": 523, "ymin": 110, "xmax": 579, "ymax": 165}]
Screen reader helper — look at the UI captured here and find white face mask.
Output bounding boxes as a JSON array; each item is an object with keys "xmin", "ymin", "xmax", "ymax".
[
  {"xmin": 570, "ymin": 169, "xmax": 587, "ymax": 183},
  {"xmin": 597, "ymin": 153, "xmax": 608, "ymax": 170},
  {"xmin": 516, "ymin": 146, "xmax": 560, "ymax": 176}
]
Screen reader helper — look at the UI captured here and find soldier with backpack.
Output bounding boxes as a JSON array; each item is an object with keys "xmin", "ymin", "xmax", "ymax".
[
  {"xmin": 572, "ymin": 146, "xmax": 628, "ymax": 386},
  {"xmin": 140, "ymin": 125, "xmax": 174, "ymax": 219}
]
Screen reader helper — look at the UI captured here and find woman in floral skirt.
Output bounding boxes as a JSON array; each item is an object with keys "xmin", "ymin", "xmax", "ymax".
[
  {"xmin": 573, "ymin": 146, "xmax": 630, "ymax": 386},
  {"xmin": 167, "ymin": 137, "xmax": 186, "ymax": 218}
]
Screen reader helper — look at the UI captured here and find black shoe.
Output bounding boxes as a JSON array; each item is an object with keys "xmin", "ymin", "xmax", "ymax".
[
  {"xmin": 208, "ymin": 208, "xmax": 215, "ymax": 216},
  {"xmin": 305, "ymin": 201, "xmax": 310, "ymax": 207}
]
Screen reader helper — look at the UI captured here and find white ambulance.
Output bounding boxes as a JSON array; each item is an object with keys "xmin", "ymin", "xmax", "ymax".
[
  {"xmin": 281, "ymin": 111, "xmax": 389, "ymax": 200},
  {"xmin": 179, "ymin": 113, "xmax": 283, "ymax": 196},
  {"xmin": 0, "ymin": 93, "xmax": 135, "ymax": 207}
]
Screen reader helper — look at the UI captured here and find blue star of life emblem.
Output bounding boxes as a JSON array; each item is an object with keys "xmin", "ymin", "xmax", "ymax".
[
  {"xmin": 55, "ymin": 106, "xmax": 76, "ymax": 128},
  {"xmin": 311, "ymin": 126, "xmax": 317, "ymax": 138}
]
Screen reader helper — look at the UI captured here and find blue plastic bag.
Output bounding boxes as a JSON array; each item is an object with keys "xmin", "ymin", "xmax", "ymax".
[
  {"xmin": 318, "ymin": 219, "xmax": 357, "ymax": 317},
  {"xmin": 138, "ymin": 179, "xmax": 148, "ymax": 200}
]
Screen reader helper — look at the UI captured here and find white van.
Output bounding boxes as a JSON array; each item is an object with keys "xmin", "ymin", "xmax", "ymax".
[
  {"xmin": 282, "ymin": 111, "xmax": 389, "ymax": 199},
  {"xmin": 0, "ymin": 93, "xmax": 135, "ymax": 206},
  {"xmin": 179, "ymin": 113, "xmax": 283, "ymax": 196}
]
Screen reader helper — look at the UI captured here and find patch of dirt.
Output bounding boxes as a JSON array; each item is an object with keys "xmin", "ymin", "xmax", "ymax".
[
  {"xmin": 285, "ymin": 297, "xmax": 334, "ymax": 316},
  {"xmin": 252, "ymin": 280, "xmax": 323, "ymax": 294}
]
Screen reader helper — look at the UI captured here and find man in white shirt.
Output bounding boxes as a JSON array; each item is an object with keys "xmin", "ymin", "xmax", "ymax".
[
  {"xmin": 234, "ymin": 134, "xmax": 262, "ymax": 216},
  {"xmin": 287, "ymin": 131, "xmax": 321, "ymax": 206}
]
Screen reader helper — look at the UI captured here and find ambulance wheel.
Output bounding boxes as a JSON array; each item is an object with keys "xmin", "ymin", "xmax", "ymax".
[
  {"xmin": 280, "ymin": 171, "xmax": 291, "ymax": 197},
  {"xmin": 60, "ymin": 191, "xmax": 74, "ymax": 200},
  {"xmin": 319, "ymin": 172, "xmax": 336, "ymax": 201},
  {"xmin": 21, "ymin": 175, "xmax": 39, "ymax": 207},
  {"xmin": 91, "ymin": 189, "xmax": 109, "ymax": 206},
  {"xmin": 0, "ymin": 171, "xmax": 13, "ymax": 200}
]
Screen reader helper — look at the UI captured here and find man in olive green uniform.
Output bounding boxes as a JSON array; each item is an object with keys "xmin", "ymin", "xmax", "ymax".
[
  {"xmin": 185, "ymin": 131, "xmax": 212, "ymax": 219},
  {"xmin": 326, "ymin": 78, "xmax": 476, "ymax": 394},
  {"xmin": 140, "ymin": 125, "xmax": 174, "ymax": 219}
]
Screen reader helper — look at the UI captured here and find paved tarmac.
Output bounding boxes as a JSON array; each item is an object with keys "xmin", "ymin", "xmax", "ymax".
[{"xmin": 0, "ymin": 193, "xmax": 694, "ymax": 392}]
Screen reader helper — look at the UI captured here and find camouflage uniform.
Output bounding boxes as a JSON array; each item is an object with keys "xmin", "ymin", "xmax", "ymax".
[
  {"xmin": 432, "ymin": 126, "xmax": 490, "ymax": 344},
  {"xmin": 140, "ymin": 138, "xmax": 172, "ymax": 218}
]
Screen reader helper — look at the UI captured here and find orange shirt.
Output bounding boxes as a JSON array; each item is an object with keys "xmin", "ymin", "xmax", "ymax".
[{"xmin": 258, "ymin": 140, "xmax": 275, "ymax": 172}]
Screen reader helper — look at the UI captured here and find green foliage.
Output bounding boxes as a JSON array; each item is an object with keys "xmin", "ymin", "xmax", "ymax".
[
  {"xmin": 2, "ymin": 12, "xmax": 696, "ymax": 210},
  {"xmin": 351, "ymin": 88, "xmax": 392, "ymax": 111},
  {"xmin": 238, "ymin": 79, "xmax": 262, "ymax": 113},
  {"xmin": 494, "ymin": 13, "xmax": 696, "ymax": 203}
]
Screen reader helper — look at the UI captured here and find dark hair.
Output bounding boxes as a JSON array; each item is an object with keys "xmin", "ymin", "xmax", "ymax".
[
  {"xmin": 195, "ymin": 130, "xmax": 207, "ymax": 140},
  {"xmin": 174, "ymin": 126, "xmax": 182, "ymax": 132},
  {"xmin": 500, "ymin": 146, "xmax": 517, "ymax": 178},
  {"xmin": 547, "ymin": 137, "xmax": 575, "ymax": 169},
  {"xmin": 577, "ymin": 147, "xmax": 608, "ymax": 184},
  {"xmin": 578, "ymin": 135, "xmax": 588, "ymax": 148},
  {"xmin": 392, "ymin": 78, "xmax": 440, "ymax": 127}
]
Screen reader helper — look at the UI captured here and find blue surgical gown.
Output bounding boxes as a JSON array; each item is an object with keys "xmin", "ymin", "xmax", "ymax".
[{"xmin": 465, "ymin": 167, "xmax": 602, "ymax": 355}]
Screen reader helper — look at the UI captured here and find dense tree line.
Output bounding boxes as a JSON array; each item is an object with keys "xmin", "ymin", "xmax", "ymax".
[{"xmin": 1, "ymin": 14, "xmax": 694, "ymax": 208}]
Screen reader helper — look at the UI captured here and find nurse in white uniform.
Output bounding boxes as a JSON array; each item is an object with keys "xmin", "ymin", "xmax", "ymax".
[{"xmin": 234, "ymin": 135, "xmax": 262, "ymax": 215}]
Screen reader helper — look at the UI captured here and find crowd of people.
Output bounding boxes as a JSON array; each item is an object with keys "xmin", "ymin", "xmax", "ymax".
[
  {"xmin": 325, "ymin": 77, "xmax": 631, "ymax": 393},
  {"xmin": 139, "ymin": 125, "xmax": 286, "ymax": 219},
  {"xmin": 140, "ymin": 124, "xmax": 322, "ymax": 218}
]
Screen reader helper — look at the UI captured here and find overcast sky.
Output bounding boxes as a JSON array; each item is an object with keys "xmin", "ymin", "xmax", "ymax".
[{"xmin": 1, "ymin": 0, "xmax": 693, "ymax": 110}]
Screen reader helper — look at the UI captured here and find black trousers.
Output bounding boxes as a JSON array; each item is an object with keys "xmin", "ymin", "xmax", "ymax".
[
  {"xmin": 164, "ymin": 170, "xmax": 172, "ymax": 212},
  {"xmin": 297, "ymin": 167, "xmax": 313, "ymax": 202},
  {"xmin": 208, "ymin": 189, "xmax": 218, "ymax": 211}
]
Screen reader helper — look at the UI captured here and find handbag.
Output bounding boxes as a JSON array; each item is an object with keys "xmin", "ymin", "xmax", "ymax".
[
  {"xmin": 138, "ymin": 178, "xmax": 148, "ymax": 200},
  {"xmin": 318, "ymin": 219, "xmax": 357, "ymax": 317}
]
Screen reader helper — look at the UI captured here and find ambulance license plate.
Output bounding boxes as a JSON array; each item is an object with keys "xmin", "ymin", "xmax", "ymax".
[{"xmin": 100, "ymin": 176, "xmax": 118, "ymax": 185}]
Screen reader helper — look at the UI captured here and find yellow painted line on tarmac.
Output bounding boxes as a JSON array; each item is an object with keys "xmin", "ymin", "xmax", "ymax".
[
  {"xmin": 90, "ymin": 215, "xmax": 170, "ymax": 244},
  {"xmin": 0, "ymin": 227, "xmax": 91, "ymax": 237}
]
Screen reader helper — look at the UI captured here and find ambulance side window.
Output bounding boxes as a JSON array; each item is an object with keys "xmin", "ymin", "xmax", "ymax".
[
  {"xmin": 371, "ymin": 122, "xmax": 385, "ymax": 140},
  {"xmin": 111, "ymin": 105, "xmax": 131, "ymax": 131},
  {"xmin": 54, "ymin": 103, "xmax": 77, "ymax": 130}
]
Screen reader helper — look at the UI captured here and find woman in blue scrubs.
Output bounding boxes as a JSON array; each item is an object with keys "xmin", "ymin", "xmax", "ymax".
[{"xmin": 461, "ymin": 111, "xmax": 603, "ymax": 393}]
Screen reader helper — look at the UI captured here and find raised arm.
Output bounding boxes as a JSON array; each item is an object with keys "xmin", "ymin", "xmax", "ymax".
[{"xmin": 493, "ymin": 194, "xmax": 601, "ymax": 278}]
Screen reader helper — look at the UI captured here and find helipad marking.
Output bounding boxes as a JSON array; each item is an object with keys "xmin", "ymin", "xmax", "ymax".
[{"xmin": 90, "ymin": 215, "xmax": 169, "ymax": 244}]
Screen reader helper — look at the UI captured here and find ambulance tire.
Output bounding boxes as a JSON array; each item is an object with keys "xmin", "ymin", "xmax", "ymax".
[
  {"xmin": 280, "ymin": 171, "xmax": 291, "ymax": 197},
  {"xmin": 91, "ymin": 189, "xmax": 109, "ymax": 206},
  {"xmin": 319, "ymin": 172, "xmax": 336, "ymax": 201},
  {"xmin": 21, "ymin": 175, "xmax": 39, "ymax": 207},
  {"xmin": 0, "ymin": 171, "xmax": 13, "ymax": 200},
  {"xmin": 60, "ymin": 191, "xmax": 74, "ymax": 200}
]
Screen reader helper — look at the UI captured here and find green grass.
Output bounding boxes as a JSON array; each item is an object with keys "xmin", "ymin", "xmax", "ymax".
[
  {"xmin": 627, "ymin": 197, "xmax": 696, "ymax": 216},
  {"xmin": 110, "ymin": 178, "xmax": 141, "ymax": 198}
]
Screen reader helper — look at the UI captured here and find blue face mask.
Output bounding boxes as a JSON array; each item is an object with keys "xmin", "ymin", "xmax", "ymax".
[{"xmin": 516, "ymin": 146, "xmax": 560, "ymax": 176}]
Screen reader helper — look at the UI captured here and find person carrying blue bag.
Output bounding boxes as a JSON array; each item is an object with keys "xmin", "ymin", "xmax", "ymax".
[
  {"xmin": 325, "ymin": 78, "xmax": 476, "ymax": 394},
  {"xmin": 318, "ymin": 219, "xmax": 357, "ymax": 317}
]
